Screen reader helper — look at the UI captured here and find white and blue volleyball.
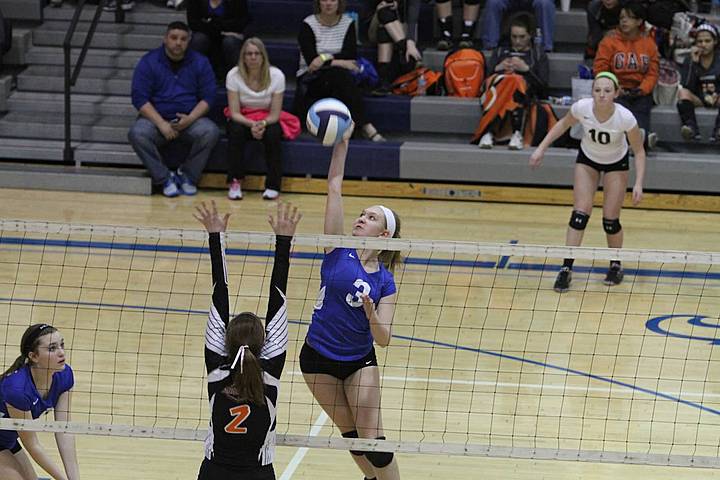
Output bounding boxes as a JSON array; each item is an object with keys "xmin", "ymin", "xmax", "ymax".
[{"xmin": 306, "ymin": 98, "xmax": 352, "ymax": 146}]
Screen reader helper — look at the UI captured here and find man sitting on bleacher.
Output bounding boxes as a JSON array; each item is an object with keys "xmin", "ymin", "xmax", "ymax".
[{"xmin": 128, "ymin": 21, "xmax": 220, "ymax": 197}]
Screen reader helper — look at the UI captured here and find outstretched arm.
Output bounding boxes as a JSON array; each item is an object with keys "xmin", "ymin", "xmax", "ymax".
[
  {"xmin": 54, "ymin": 391, "xmax": 79, "ymax": 480},
  {"xmin": 194, "ymin": 201, "xmax": 232, "ymax": 372},
  {"xmin": 260, "ymin": 203, "xmax": 302, "ymax": 371},
  {"xmin": 324, "ymin": 123, "xmax": 355, "ymax": 237},
  {"xmin": 627, "ymin": 125, "xmax": 645, "ymax": 205},
  {"xmin": 529, "ymin": 112, "xmax": 578, "ymax": 168}
]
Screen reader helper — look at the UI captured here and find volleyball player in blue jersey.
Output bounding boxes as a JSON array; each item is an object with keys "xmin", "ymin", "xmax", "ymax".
[
  {"xmin": 299, "ymin": 125, "xmax": 402, "ymax": 480},
  {"xmin": 195, "ymin": 200, "xmax": 301, "ymax": 480},
  {"xmin": 0, "ymin": 324, "xmax": 80, "ymax": 480}
]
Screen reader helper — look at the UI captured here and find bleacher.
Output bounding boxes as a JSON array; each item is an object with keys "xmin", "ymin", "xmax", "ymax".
[{"xmin": 0, "ymin": 0, "xmax": 719, "ymax": 198}]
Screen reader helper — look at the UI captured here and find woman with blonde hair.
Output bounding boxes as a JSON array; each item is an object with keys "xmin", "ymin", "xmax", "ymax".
[{"xmin": 225, "ymin": 37, "xmax": 289, "ymax": 201}]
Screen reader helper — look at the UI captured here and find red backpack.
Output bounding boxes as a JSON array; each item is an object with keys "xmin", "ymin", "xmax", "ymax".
[
  {"xmin": 443, "ymin": 49, "xmax": 486, "ymax": 98},
  {"xmin": 391, "ymin": 66, "xmax": 442, "ymax": 96}
]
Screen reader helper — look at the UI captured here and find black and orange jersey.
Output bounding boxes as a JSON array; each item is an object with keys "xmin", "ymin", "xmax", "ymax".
[{"xmin": 203, "ymin": 232, "xmax": 291, "ymax": 470}]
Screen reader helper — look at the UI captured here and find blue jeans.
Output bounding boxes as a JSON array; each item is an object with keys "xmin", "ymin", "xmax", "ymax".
[
  {"xmin": 128, "ymin": 116, "xmax": 220, "ymax": 185},
  {"xmin": 481, "ymin": 0, "xmax": 555, "ymax": 51}
]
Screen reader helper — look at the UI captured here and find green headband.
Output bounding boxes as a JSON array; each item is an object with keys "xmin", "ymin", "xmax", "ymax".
[{"xmin": 594, "ymin": 71, "xmax": 619, "ymax": 88}]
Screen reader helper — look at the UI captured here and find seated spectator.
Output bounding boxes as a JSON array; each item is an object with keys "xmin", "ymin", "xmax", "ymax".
[
  {"xmin": 296, "ymin": 0, "xmax": 385, "ymax": 141},
  {"xmin": 128, "ymin": 21, "xmax": 220, "ymax": 197},
  {"xmin": 363, "ymin": 0, "xmax": 422, "ymax": 95},
  {"xmin": 436, "ymin": 0, "xmax": 481, "ymax": 50},
  {"xmin": 473, "ymin": 15, "xmax": 549, "ymax": 150},
  {"xmin": 226, "ymin": 37, "xmax": 296, "ymax": 201},
  {"xmin": 187, "ymin": 0, "xmax": 249, "ymax": 81},
  {"xmin": 594, "ymin": 2, "xmax": 659, "ymax": 147},
  {"xmin": 585, "ymin": 0, "xmax": 621, "ymax": 59},
  {"xmin": 481, "ymin": 0, "xmax": 555, "ymax": 52},
  {"xmin": 677, "ymin": 23, "xmax": 720, "ymax": 142}
]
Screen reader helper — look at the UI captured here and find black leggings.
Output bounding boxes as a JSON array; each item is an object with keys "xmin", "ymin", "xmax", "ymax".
[
  {"xmin": 301, "ymin": 67, "xmax": 368, "ymax": 127},
  {"xmin": 225, "ymin": 121, "xmax": 283, "ymax": 190}
]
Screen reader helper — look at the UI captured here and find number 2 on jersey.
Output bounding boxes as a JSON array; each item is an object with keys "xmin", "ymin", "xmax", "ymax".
[{"xmin": 224, "ymin": 405, "xmax": 251, "ymax": 434}]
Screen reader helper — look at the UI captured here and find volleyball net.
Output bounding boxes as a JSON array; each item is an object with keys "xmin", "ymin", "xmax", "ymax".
[{"xmin": 1, "ymin": 220, "xmax": 720, "ymax": 468}]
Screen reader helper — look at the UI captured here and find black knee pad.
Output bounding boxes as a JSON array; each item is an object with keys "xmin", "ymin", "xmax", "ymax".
[
  {"xmin": 377, "ymin": 5, "xmax": 399, "ymax": 24},
  {"xmin": 602, "ymin": 217, "xmax": 622, "ymax": 234},
  {"xmin": 366, "ymin": 450, "xmax": 394, "ymax": 468},
  {"xmin": 342, "ymin": 430, "xmax": 364, "ymax": 456},
  {"xmin": 568, "ymin": 210, "xmax": 590, "ymax": 231}
]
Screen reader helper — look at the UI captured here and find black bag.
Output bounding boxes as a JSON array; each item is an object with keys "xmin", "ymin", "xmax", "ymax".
[{"xmin": 0, "ymin": 6, "xmax": 12, "ymax": 56}]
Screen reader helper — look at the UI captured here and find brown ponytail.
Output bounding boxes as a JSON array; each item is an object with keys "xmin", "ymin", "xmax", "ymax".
[
  {"xmin": 1, "ymin": 323, "xmax": 57, "ymax": 379},
  {"xmin": 223, "ymin": 313, "xmax": 266, "ymax": 405},
  {"xmin": 378, "ymin": 208, "xmax": 402, "ymax": 273}
]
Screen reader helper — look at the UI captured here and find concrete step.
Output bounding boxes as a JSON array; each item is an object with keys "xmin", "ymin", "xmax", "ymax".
[
  {"xmin": 4, "ymin": 29, "xmax": 33, "ymax": 66},
  {"xmin": 26, "ymin": 45, "xmax": 143, "ymax": 69},
  {"xmin": 0, "ymin": 161, "xmax": 151, "ymax": 195},
  {"xmin": 0, "ymin": 111, "xmax": 132, "ymax": 143},
  {"xmin": 0, "ymin": 0, "xmax": 43, "ymax": 21},
  {"xmin": 17, "ymin": 64, "xmax": 133, "ymax": 95},
  {"xmin": 7, "ymin": 92, "xmax": 136, "ymax": 116}
]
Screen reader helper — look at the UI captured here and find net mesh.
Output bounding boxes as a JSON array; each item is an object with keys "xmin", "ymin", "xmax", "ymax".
[{"xmin": 2, "ymin": 220, "xmax": 720, "ymax": 467}]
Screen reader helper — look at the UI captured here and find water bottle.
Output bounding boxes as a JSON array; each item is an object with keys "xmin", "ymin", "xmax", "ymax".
[
  {"xmin": 534, "ymin": 28, "xmax": 543, "ymax": 57},
  {"xmin": 417, "ymin": 73, "xmax": 427, "ymax": 96}
]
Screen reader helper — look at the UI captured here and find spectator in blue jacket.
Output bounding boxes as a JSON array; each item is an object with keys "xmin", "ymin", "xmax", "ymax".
[{"xmin": 128, "ymin": 21, "xmax": 220, "ymax": 197}]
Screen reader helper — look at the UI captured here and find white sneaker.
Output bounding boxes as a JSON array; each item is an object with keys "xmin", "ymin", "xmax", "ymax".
[
  {"xmin": 478, "ymin": 132, "xmax": 494, "ymax": 149},
  {"xmin": 228, "ymin": 179, "xmax": 242, "ymax": 200},
  {"xmin": 262, "ymin": 188, "xmax": 279, "ymax": 200},
  {"xmin": 167, "ymin": 0, "xmax": 184, "ymax": 8},
  {"xmin": 508, "ymin": 130, "xmax": 523, "ymax": 150}
]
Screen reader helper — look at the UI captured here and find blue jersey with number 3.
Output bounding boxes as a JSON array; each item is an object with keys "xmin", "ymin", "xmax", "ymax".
[{"xmin": 307, "ymin": 248, "xmax": 396, "ymax": 361}]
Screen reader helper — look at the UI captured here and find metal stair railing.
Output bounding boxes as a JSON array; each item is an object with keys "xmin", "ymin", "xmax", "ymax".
[{"xmin": 63, "ymin": 0, "xmax": 124, "ymax": 164}]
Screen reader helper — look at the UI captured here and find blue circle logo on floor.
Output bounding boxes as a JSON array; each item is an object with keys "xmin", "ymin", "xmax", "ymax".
[{"xmin": 646, "ymin": 314, "xmax": 720, "ymax": 345}]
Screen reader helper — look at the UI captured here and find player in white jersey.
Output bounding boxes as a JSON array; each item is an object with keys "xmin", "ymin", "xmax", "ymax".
[{"xmin": 529, "ymin": 71, "xmax": 646, "ymax": 292}]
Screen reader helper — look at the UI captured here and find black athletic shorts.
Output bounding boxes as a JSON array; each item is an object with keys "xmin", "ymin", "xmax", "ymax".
[
  {"xmin": 299, "ymin": 342, "xmax": 378, "ymax": 380},
  {"xmin": 576, "ymin": 148, "xmax": 629, "ymax": 172},
  {"xmin": 0, "ymin": 441, "xmax": 22, "ymax": 454},
  {"xmin": 197, "ymin": 458, "xmax": 275, "ymax": 480}
]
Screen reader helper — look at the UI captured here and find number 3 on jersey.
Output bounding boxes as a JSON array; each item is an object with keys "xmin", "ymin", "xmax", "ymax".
[
  {"xmin": 224, "ymin": 405, "xmax": 251, "ymax": 434},
  {"xmin": 346, "ymin": 279, "xmax": 371, "ymax": 307}
]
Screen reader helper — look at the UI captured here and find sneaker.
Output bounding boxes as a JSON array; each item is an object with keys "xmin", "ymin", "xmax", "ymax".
[
  {"xmin": 478, "ymin": 132, "xmax": 494, "ymax": 149},
  {"xmin": 603, "ymin": 265, "xmax": 624, "ymax": 286},
  {"xmin": 371, "ymin": 82, "xmax": 392, "ymax": 97},
  {"xmin": 458, "ymin": 38, "xmax": 474, "ymax": 49},
  {"xmin": 646, "ymin": 131, "xmax": 658, "ymax": 149},
  {"xmin": 508, "ymin": 130, "xmax": 523, "ymax": 150},
  {"xmin": 162, "ymin": 174, "xmax": 180, "ymax": 198},
  {"xmin": 436, "ymin": 38, "xmax": 453, "ymax": 51},
  {"xmin": 121, "ymin": 0, "xmax": 135, "ymax": 10},
  {"xmin": 262, "ymin": 188, "xmax": 280, "ymax": 200},
  {"xmin": 176, "ymin": 170, "xmax": 197, "ymax": 196},
  {"xmin": 228, "ymin": 179, "xmax": 242, "ymax": 200},
  {"xmin": 710, "ymin": 129, "xmax": 720, "ymax": 143},
  {"xmin": 553, "ymin": 267, "xmax": 572, "ymax": 293},
  {"xmin": 103, "ymin": 0, "xmax": 117, "ymax": 11},
  {"xmin": 680, "ymin": 124, "xmax": 701, "ymax": 142},
  {"xmin": 167, "ymin": 0, "xmax": 184, "ymax": 8}
]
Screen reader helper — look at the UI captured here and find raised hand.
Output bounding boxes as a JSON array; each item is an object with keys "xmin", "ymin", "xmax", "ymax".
[
  {"xmin": 268, "ymin": 202, "xmax": 302, "ymax": 237},
  {"xmin": 193, "ymin": 200, "xmax": 230, "ymax": 233}
]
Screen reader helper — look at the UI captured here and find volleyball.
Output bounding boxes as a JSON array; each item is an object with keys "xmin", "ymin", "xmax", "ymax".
[{"xmin": 306, "ymin": 98, "xmax": 352, "ymax": 146}]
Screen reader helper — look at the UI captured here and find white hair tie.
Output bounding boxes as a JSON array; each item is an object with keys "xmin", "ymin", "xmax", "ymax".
[
  {"xmin": 378, "ymin": 205, "xmax": 396, "ymax": 238},
  {"xmin": 230, "ymin": 345, "xmax": 250, "ymax": 374}
]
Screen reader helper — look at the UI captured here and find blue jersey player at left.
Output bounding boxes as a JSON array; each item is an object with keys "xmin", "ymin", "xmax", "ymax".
[{"xmin": 0, "ymin": 323, "xmax": 80, "ymax": 480}]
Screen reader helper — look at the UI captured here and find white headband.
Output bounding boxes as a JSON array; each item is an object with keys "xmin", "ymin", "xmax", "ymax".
[
  {"xmin": 378, "ymin": 205, "xmax": 396, "ymax": 238},
  {"xmin": 230, "ymin": 345, "xmax": 249, "ymax": 373}
]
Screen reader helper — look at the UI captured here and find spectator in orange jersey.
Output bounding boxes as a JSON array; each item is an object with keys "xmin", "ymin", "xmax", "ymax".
[{"xmin": 593, "ymin": 1, "xmax": 659, "ymax": 147}]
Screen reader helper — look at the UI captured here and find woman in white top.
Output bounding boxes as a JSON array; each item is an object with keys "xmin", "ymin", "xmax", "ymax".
[
  {"xmin": 529, "ymin": 72, "xmax": 645, "ymax": 292},
  {"xmin": 226, "ymin": 37, "xmax": 285, "ymax": 200}
]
